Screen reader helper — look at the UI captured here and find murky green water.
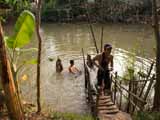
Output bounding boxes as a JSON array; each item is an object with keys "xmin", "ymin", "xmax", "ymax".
[{"xmin": 6, "ymin": 23, "xmax": 155, "ymax": 114}]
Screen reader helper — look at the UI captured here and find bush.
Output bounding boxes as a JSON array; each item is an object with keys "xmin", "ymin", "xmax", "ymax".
[
  {"xmin": 133, "ymin": 112, "xmax": 160, "ymax": 120},
  {"xmin": 50, "ymin": 112, "xmax": 94, "ymax": 120}
]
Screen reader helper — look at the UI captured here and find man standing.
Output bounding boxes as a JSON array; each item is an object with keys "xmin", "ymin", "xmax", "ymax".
[{"xmin": 93, "ymin": 44, "xmax": 114, "ymax": 90}]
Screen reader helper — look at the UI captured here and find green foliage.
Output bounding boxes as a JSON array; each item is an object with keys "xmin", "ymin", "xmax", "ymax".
[
  {"xmin": 50, "ymin": 112, "xmax": 94, "ymax": 120},
  {"xmin": 6, "ymin": 10, "xmax": 35, "ymax": 48},
  {"xmin": 0, "ymin": 0, "xmax": 31, "ymax": 20},
  {"xmin": 4, "ymin": 10, "xmax": 36, "ymax": 82},
  {"xmin": 15, "ymin": 48, "xmax": 38, "ymax": 53},
  {"xmin": 122, "ymin": 51, "xmax": 136, "ymax": 80},
  {"xmin": 1, "ymin": 0, "xmax": 31, "ymax": 9},
  {"xmin": 3, "ymin": 0, "xmax": 16, "ymax": 6},
  {"xmin": 42, "ymin": 0, "xmax": 87, "ymax": 22},
  {"xmin": 23, "ymin": 59, "xmax": 37, "ymax": 65},
  {"xmin": 133, "ymin": 112, "xmax": 160, "ymax": 120}
]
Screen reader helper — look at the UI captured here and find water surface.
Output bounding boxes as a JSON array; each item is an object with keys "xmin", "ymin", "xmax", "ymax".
[{"xmin": 14, "ymin": 23, "xmax": 155, "ymax": 114}]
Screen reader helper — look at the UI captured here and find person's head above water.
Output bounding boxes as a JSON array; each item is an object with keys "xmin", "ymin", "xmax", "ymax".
[
  {"xmin": 104, "ymin": 44, "xmax": 112, "ymax": 54},
  {"xmin": 70, "ymin": 60, "xmax": 74, "ymax": 66},
  {"xmin": 87, "ymin": 54, "xmax": 91, "ymax": 60},
  {"xmin": 57, "ymin": 58, "xmax": 61, "ymax": 62}
]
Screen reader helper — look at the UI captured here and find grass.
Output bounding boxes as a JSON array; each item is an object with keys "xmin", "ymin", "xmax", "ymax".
[
  {"xmin": 133, "ymin": 112, "xmax": 160, "ymax": 120},
  {"xmin": 49, "ymin": 112, "xmax": 94, "ymax": 120}
]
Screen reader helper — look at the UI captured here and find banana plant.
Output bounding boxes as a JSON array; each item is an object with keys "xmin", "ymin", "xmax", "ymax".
[{"xmin": 5, "ymin": 10, "xmax": 37, "ymax": 82}]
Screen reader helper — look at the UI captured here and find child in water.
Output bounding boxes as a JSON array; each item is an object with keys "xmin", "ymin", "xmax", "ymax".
[
  {"xmin": 56, "ymin": 58, "xmax": 63, "ymax": 73},
  {"xmin": 68, "ymin": 60, "xmax": 81, "ymax": 75}
]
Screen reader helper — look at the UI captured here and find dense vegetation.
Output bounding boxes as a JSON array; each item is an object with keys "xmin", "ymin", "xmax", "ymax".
[
  {"xmin": 0, "ymin": 0, "xmax": 154, "ymax": 23},
  {"xmin": 133, "ymin": 112, "xmax": 160, "ymax": 120},
  {"xmin": 0, "ymin": 0, "xmax": 31, "ymax": 21},
  {"xmin": 42, "ymin": 0, "xmax": 153, "ymax": 23}
]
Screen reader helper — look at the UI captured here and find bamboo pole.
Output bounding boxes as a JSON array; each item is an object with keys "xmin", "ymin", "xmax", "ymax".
[
  {"xmin": 143, "ymin": 75, "xmax": 155, "ymax": 101},
  {"xmin": 139, "ymin": 62, "xmax": 154, "ymax": 98},
  {"xmin": 112, "ymin": 78, "xmax": 146, "ymax": 103},
  {"xmin": 119, "ymin": 81, "xmax": 122, "ymax": 110},
  {"xmin": 36, "ymin": 0, "xmax": 42, "ymax": 113},
  {"xmin": 116, "ymin": 85, "xmax": 141, "ymax": 111},
  {"xmin": 85, "ymin": 4, "xmax": 99, "ymax": 54},
  {"xmin": 126, "ymin": 80, "xmax": 132, "ymax": 113},
  {"xmin": 100, "ymin": 26, "xmax": 104, "ymax": 52},
  {"xmin": 152, "ymin": 0, "xmax": 160, "ymax": 111},
  {"xmin": 112, "ymin": 78, "xmax": 147, "ymax": 110},
  {"xmin": 132, "ymin": 62, "xmax": 155, "ymax": 113},
  {"xmin": 114, "ymin": 73, "xmax": 117, "ymax": 104},
  {"xmin": 100, "ymin": 0, "xmax": 104, "ymax": 52},
  {"xmin": 82, "ymin": 48, "xmax": 88, "ymax": 89}
]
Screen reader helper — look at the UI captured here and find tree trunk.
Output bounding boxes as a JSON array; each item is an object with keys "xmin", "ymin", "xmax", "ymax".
[
  {"xmin": 36, "ymin": 0, "xmax": 42, "ymax": 113},
  {"xmin": 0, "ymin": 22, "xmax": 24, "ymax": 119},
  {"xmin": 153, "ymin": 0, "xmax": 160, "ymax": 111}
]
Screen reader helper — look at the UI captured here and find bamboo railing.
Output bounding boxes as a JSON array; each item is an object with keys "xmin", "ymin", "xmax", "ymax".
[
  {"xmin": 82, "ymin": 51, "xmax": 155, "ymax": 118},
  {"xmin": 111, "ymin": 71, "xmax": 155, "ymax": 114}
]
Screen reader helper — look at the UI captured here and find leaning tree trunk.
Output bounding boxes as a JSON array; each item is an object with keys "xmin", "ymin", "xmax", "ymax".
[
  {"xmin": 0, "ymin": 22, "xmax": 24, "ymax": 119},
  {"xmin": 36, "ymin": 0, "xmax": 42, "ymax": 113},
  {"xmin": 152, "ymin": 0, "xmax": 160, "ymax": 111}
]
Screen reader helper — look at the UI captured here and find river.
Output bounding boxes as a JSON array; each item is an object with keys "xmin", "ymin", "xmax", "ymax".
[{"xmin": 5, "ymin": 23, "xmax": 155, "ymax": 114}]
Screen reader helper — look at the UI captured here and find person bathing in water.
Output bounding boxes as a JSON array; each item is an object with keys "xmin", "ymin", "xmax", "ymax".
[
  {"xmin": 93, "ymin": 44, "xmax": 114, "ymax": 91},
  {"xmin": 68, "ymin": 60, "xmax": 81, "ymax": 74},
  {"xmin": 56, "ymin": 58, "xmax": 63, "ymax": 73},
  {"xmin": 87, "ymin": 54, "xmax": 95, "ymax": 70}
]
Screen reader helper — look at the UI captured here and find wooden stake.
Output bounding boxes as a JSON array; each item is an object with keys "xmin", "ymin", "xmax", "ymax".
[
  {"xmin": 85, "ymin": 4, "xmax": 99, "ymax": 54},
  {"xmin": 82, "ymin": 48, "xmax": 88, "ymax": 89},
  {"xmin": 36, "ymin": 0, "xmax": 42, "ymax": 113},
  {"xmin": 100, "ymin": 26, "xmax": 104, "ymax": 52}
]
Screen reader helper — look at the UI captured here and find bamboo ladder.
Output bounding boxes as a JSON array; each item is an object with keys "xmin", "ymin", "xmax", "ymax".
[{"xmin": 82, "ymin": 49, "xmax": 132, "ymax": 120}]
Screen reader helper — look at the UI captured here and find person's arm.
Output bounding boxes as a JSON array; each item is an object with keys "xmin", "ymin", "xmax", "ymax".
[
  {"xmin": 74, "ymin": 66, "xmax": 82, "ymax": 74},
  {"xmin": 92, "ymin": 54, "xmax": 104, "ymax": 71},
  {"xmin": 110, "ymin": 55, "xmax": 114, "ymax": 71},
  {"xmin": 92, "ymin": 54, "xmax": 100, "ymax": 67},
  {"xmin": 75, "ymin": 67, "xmax": 80, "ymax": 72}
]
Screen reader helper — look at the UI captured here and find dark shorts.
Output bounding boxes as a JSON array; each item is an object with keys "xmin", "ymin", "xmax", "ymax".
[{"xmin": 97, "ymin": 69, "xmax": 111, "ymax": 90}]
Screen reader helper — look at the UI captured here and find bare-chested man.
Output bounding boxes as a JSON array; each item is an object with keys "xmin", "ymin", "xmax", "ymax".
[
  {"xmin": 68, "ymin": 60, "xmax": 81, "ymax": 74},
  {"xmin": 93, "ymin": 44, "xmax": 113, "ymax": 90}
]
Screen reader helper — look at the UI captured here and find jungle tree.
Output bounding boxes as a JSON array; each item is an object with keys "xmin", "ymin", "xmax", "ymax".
[
  {"xmin": 0, "ymin": 9, "xmax": 36, "ymax": 119},
  {"xmin": 0, "ymin": 21, "xmax": 24, "ymax": 120},
  {"xmin": 152, "ymin": 0, "xmax": 160, "ymax": 111}
]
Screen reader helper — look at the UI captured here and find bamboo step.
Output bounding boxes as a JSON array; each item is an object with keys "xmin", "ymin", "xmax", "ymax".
[
  {"xmin": 98, "ymin": 105, "xmax": 118, "ymax": 111},
  {"xmin": 98, "ymin": 109, "xmax": 119, "ymax": 114},
  {"xmin": 98, "ymin": 99, "xmax": 111, "ymax": 105},
  {"xmin": 99, "ymin": 96, "xmax": 111, "ymax": 100},
  {"xmin": 99, "ymin": 101, "xmax": 114, "ymax": 106},
  {"xmin": 98, "ymin": 98, "xmax": 111, "ymax": 102},
  {"xmin": 98, "ymin": 112, "xmax": 132, "ymax": 120}
]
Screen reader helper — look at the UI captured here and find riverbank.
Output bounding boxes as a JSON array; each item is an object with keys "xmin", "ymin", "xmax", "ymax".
[
  {"xmin": 0, "ymin": 109, "xmax": 94, "ymax": 120},
  {"xmin": 1, "ymin": 109, "xmax": 160, "ymax": 120}
]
